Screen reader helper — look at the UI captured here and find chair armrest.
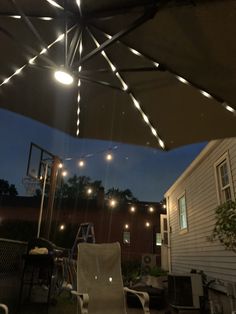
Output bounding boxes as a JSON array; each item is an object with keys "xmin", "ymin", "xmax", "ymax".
[
  {"xmin": 71, "ymin": 290, "xmax": 89, "ymax": 314},
  {"xmin": 0, "ymin": 304, "xmax": 8, "ymax": 314},
  {"xmin": 124, "ymin": 287, "xmax": 150, "ymax": 314}
]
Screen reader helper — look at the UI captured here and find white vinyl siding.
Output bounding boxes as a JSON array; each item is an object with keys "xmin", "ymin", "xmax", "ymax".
[{"xmin": 165, "ymin": 138, "xmax": 236, "ymax": 287}]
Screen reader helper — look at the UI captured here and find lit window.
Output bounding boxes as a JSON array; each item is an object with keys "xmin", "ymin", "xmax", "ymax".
[
  {"xmin": 178, "ymin": 194, "xmax": 187, "ymax": 230},
  {"xmin": 215, "ymin": 155, "xmax": 233, "ymax": 204},
  {"xmin": 123, "ymin": 231, "xmax": 130, "ymax": 244},
  {"xmin": 155, "ymin": 233, "xmax": 162, "ymax": 246}
]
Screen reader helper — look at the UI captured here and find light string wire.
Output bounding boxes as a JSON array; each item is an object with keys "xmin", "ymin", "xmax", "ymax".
[
  {"xmin": 76, "ymin": 30, "xmax": 83, "ymax": 136},
  {"xmin": 0, "ymin": 25, "xmax": 76, "ymax": 87},
  {"xmin": 86, "ymin": 27, "xmax": 165, "ymax": 150},
  {"xmin": 94, "ymin": 27, "xmax": 236, "ymax": 115},
  {"xmin": 63, "ymin": 144, "xmax": 118, "ymax": 162}
]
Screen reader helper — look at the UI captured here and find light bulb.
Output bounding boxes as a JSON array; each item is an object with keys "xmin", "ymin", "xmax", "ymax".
[{"xmin": 54, "ymin": 70, "xmax": 74, "ymax": 85}]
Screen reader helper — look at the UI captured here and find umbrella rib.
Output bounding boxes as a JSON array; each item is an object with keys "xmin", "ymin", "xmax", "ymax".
[
  {"xmin": 78, "ymin": 75, "xmax": 125, "ymax": 93},
  {"xmin": 0, "ymin": 26, "xmax": 55, "ymax": 67},
  {"xmin": 75, "ymin": 6, "xmax": 158, "ymax": 67},
  {"xmin": 93, "ymin": 26, "xmax": 236, "ymax": 115},
  {"xmin": 68, "ymin": 28, "xmax": 82, "ymax": 67},
  {"xmin": 9, "ymin": 0, "xmax": 57, "ymax": 66},
  {"xmin": 87, "ymin": 27, "xmax": 166, "ymax": 150},
  {"xmin": 81, "ymin": 66, "xmax": 165, "ymax": 73},
  {"xmin": 0, "ymin": 12, "xmax": 59, "ymax": 20},
  {"xmin": 0, "ymin": 25, "xmax": 76, "ymax": 87}
]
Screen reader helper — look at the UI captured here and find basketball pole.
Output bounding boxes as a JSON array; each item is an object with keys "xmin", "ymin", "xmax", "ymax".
[
  {"xmin": 44, "ymin": 156, "xmax": 61, "ymax": 240},
  {"xmin": 37, "ymin": 161, "xmax": 49, "ymax": 238}
]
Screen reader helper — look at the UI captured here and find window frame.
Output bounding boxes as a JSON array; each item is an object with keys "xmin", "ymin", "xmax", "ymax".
[
  {"xmin": 214, "ymin": 152, "xmax": 235, "ymax": 205},
  {"xmin": 177, "ymin": 193, "xmax": 188, "ymax": 233},
  {"xmin": 123, "ymin": 231, "xmax": 130, "ymax": 245}
]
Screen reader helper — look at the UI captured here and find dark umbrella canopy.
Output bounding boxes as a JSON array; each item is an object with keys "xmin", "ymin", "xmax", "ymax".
[{"xmin": 0, "ymin": 0, "xmax": 236, "ymax": 150}]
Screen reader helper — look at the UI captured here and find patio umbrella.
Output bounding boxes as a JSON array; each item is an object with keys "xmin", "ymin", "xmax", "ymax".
[{"xmin": 0, "ymin": 0, "xmax": 235, "ymax": 150}]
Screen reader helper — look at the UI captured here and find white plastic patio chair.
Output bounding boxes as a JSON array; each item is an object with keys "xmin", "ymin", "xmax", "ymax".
[
  {"xmin": 72, "ymin": 242, "xmax": 150, "ymax": 314},
  {"xmin": 0, "ymin": 304, "xmax": 8, "ymax": 314}
]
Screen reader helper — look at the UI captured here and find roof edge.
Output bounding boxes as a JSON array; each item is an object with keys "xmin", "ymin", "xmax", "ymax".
[{"xmin": 164, "ymin": 140, "xmax": 222, "ymax": 197}]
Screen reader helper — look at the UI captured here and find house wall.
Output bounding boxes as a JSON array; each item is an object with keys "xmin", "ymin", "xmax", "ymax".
[
  {"xmin": 0, "ymin": 197, "xmax": 163, "ymax": 264},
  {"xmin": 165, "ymin": 138, "xmax": 236, "ymax": 290}
]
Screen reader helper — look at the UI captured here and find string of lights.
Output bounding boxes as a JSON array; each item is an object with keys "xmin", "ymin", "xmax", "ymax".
[
  {"xmin": 98, "ymin": 28, "xmax": 236, "ymax": 115},
  {"xmin": 0, "ymin": 27, "xmax": 75, "ymax": 87},
  {"xmin": 87, "ymin": 27, "xmax": 166, "ymax": 150}
]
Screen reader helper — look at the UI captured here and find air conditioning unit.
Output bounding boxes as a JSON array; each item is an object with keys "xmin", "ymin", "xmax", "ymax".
[
  {"xmin": 168, "ymin": 273, "xmax": 204, "ymax": 309},
  {"xmin": 141, "ymin": 254, "xmax": 157, "ymax": 274}
]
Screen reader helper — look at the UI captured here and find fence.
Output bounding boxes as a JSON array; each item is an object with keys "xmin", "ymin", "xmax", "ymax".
[{"xmin": 0, "ymin": 238, "xmax": 27, "ymax": 312}]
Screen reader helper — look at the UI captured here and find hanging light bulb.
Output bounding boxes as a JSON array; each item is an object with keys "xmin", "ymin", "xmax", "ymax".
[
  {"xmin": 62, "ymin": 170, "xmax": 68, "ymax": 177},
  {"xmin": 110, "ymin": 199, "xmax": 117, "ymax": 208},
  {"xmin": 87, "ymin": 188, "xmax": 92, "ymax": 195},
  {"xmin": 58, "ymin": 163, "xmax": 63, "ymax": 169},
  {"xmin": 54, "ymin": 69, "xmax": 74, "ymax": 85},
  {"xmin": 106, "ymin": 153, "xmax": 113, "ymax": 161},
  {"xmin": 78, "ymin": 160, "xmax": 85, "ymax": 167}
]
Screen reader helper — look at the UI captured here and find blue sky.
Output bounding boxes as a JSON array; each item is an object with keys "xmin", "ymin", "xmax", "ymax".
[{"xmin": 0, "ymin": 108, "xmax": 206, "ymax": 201}]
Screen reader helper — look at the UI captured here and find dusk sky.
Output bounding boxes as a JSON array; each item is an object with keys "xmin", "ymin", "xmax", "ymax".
[{"xmin": 0, "ymin": 108, "xmax": 206, "ymax": 202}]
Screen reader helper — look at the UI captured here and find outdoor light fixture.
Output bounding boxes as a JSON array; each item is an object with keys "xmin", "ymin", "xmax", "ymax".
[
  {"xmin": 54, "ymin": 70, "xmax": 74, "ymax": 85},
  {"xmin": 149, "ymin": 206, "xmax": 154, "ymax": 212},
  {"xmin": 62, "ymin": 170, "xmax": 68, "ymax": 177},
  {"xmin": 125, "ymin": 224, "xmax": 129, "ymax": 229},
  {"xmin": 145, "ymin": 222, "xmax": 150, "ymax": 227},
  {"xmin": 58, "ymin": 163, "xmax": 63, "ymax": 168}
]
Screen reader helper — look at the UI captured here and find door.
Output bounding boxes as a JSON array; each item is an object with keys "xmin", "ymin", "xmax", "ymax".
[{"xmin": 160, "ymin": 214, "xmax": 169, "ymax": 271}]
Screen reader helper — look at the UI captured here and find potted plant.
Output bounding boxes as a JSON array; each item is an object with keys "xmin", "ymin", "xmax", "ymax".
[{"xmin": 209, "ymin": 200, "xmax": 236, "ymax": 252}]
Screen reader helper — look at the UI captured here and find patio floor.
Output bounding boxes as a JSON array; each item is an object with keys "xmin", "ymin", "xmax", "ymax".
[{"xmin": 17, "ymin": 289, "xmax": 201, "ymax": 314}]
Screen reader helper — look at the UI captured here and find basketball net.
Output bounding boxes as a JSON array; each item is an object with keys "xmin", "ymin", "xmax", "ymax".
[{"xmin": 22, "ymin": 177, "xmax": 40, "ymax": 196}]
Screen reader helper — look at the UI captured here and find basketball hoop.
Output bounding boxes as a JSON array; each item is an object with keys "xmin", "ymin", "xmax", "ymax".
[{"xmin": 22, "ymin": 177, "xmax": 40, "ymax": 196}]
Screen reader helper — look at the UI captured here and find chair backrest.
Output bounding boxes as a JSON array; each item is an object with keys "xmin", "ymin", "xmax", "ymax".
[{"xmin": 77, "ymin": 242, "xmax": 126, "ymax": 314}]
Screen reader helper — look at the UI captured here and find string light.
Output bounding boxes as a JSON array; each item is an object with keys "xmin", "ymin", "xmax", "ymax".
[
  {"xmin": 78, "ymin": 160, "xmax": 85, "ymax": 167},
  {"xmin": 130, "ymin": 206, "xmax": 136, "ymax": 212},
  {"xmin": 59, "ymin": 224, "xmax": 65, "ymax": 231},
  {"xmin": 109, "ymin": 199, "xmax": 117, "ymax": 208},
  {"xmin": 46, "ymin": 0, "xmax": 64, "ymax": 10},
  {"xmin": 106, "ymin": 153, "xmax": 113, "ymax": 161},
  {"xmin": 176, "ymin": 76, "xmax": 189, "ymax": 84},
  {"xmin": 145, "ymin": 222, "xmax": 150, "ymax": 228},
  {"xmin": 0, "ymin": 30, "xmax": 72, "ymax": 87},
  {"xmin": 88, "ymin": 28, "xmax": 165, "ymax": 149},
  {"xmin": 87, "ymin": 188, "xmax": 92, "ymax": 195},
  {"xmin": 58, "ymin": 163, "xmax": 63, "ymax": 168},
  {"xmin": 40, "ymin": 48, "xmax": 47, "ymax": 55},
  {"xmin": 223, "ymin": 103, "xmax": 235, "ymax": 113},
  {"xmin": 10, "ymin": 15, "xmax": 21, "ymax": 19},
  {"xmin": 103, "ymin": 29, "xmax": 236, "ymax": 117},
  {"xmin": 124, "ymin": 224, "xmax": 129, "ymax": 229},
  {"xmin": 40, "ymin": 17, "xmax": 53, "ymax": 21},
  {"xmin": 77, "ymin": 40, "xmax": 83, "ymax": 136},
  {"xmin": 149, "ymin": 206, "xmax": 154, "ymax": 212},
  {"xmin": 200, "ymin": 90, "xmax": 212, "ymax": 99},
  {"xmin": 62, "ymin": 170, "xmax": 68, "ymax": 177}
]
